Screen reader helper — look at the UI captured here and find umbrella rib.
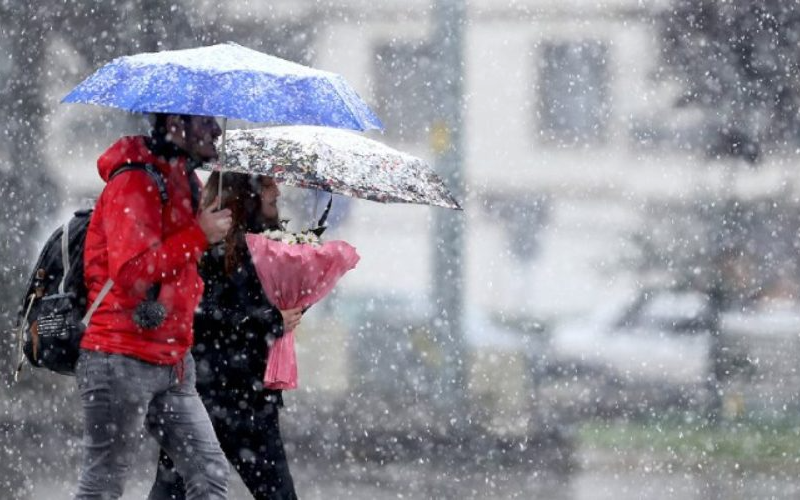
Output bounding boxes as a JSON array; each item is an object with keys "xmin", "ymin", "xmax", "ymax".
[{"xmin": 327, "ymin": 77, "xmax": 367, "ymax": 131}]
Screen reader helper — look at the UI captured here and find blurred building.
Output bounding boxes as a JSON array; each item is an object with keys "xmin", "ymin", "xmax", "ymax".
[
  {"xmin": 47, "ymin": 0, "xmax": 799, "ymax": 318},
  {"xmin": 39, "ymin": 0, "xmax": 800, "ymax": 432}
]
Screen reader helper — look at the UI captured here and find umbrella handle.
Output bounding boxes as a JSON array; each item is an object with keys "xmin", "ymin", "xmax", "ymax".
[
  {"xmin": 310, "ymin": 195, "xmax": 333, "ymax": 237},
  {"xmin": 317, "ymin": 194, "xmax": 333, "ymax": 228},
  {"xmin": 311, "ymin": 189, "xmax": 320, "ymax": 226},
  {"xmin": 217, "ymin": 117, "xmax": 228, "ymax": 210}
]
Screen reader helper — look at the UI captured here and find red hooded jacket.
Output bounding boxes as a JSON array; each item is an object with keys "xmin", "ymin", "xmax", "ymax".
[{"xmin": 81, "ymin": 136, "xmax": 209, "ymax": 364}]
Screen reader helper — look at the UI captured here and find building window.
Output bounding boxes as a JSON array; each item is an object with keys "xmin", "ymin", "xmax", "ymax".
[
  {"xmin": 373, "ymin": 41, "xmax": 435, "ymax": 142},
  {"xmin": 537, "ymin": 41, "xmax": 610, "ymax": 147}
]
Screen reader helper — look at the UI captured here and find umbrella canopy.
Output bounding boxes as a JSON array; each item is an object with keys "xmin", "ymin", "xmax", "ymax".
[
  {"xmin": 62, "ymin": 42, "xmax": 383, "ymax": 131},
  {"xmin": 200, "ymin": 126, "xmax": 461, "ymax": 210}
]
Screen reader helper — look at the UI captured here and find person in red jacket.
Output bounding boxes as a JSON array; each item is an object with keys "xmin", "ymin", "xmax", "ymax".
[{"xmin": 75, "ymin": 113, "xmax": 233, "ymax": 500}]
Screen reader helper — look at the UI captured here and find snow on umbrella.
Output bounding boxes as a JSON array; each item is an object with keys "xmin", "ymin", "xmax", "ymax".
[
  {"xmin": 202, "ymin": 125, "xmax": 462, "ymax": 210},
  {"xmin": 61, "ymin": 42, "xmax": 383, "ymax": 131}
]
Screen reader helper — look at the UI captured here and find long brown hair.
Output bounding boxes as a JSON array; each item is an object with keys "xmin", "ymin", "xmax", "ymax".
[{"xmin": 202, "ymin": 171, "xmax": 277, "ymax": 274}]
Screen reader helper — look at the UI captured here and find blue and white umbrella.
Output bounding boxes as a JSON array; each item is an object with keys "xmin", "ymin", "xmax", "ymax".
[{"xmin": 62, "ymin": 42, "xmax": 383, "ymax": 131}]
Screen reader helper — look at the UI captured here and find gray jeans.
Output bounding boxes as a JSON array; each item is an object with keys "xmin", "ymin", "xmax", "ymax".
[{"xmin": 74, "ymin": 350, "xmax": 229, "ymax": 500}]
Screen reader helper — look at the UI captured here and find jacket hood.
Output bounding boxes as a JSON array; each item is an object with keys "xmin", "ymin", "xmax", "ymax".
[{"xmin": 97, "ymin": 136, "xmax": 173, "ymax": 182}]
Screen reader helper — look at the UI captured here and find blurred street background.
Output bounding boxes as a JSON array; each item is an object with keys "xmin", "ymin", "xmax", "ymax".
[{"xmin": 5, "ymin": 0, "xmax": 800, "ymax": 498}]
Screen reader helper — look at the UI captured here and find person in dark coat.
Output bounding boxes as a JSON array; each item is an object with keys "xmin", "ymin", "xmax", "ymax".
[{"xmin": 149, "ymin": 171, "xmax": 302, "ymax": 500}]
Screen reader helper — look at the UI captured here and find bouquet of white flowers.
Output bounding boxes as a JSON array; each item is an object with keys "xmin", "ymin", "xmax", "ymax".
[{"xmin": 260, "ymin": 228, "xmax": 321, "ymax": 246}]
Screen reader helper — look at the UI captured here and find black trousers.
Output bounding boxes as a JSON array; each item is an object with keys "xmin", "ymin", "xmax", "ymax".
[{"xmin": 151, "ymin": 395, "xmax": 297, "ymax": 500}]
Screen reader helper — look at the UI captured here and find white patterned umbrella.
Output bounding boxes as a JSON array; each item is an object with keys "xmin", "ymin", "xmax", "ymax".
[{"xmin": 201, "ymin": 126, "xmax": 462, "ymax": 210}]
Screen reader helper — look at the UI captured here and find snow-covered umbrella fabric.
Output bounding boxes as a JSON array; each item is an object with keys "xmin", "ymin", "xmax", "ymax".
[
  {"xmin": 200, "ymin": 125, "xmax": 462, "ymax": 210},
  {"xmin": 61, "ymin": 42, "xmax": 383, "ymax": 131}
]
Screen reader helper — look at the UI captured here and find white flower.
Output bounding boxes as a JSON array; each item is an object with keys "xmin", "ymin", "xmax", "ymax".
[
  {"xmin": 261, "ymin": 228, "xmax": 321, "ymax": 246},
  {"xmin": 263, "ymin": 229, "xmax": 285, "ymax": 241}
]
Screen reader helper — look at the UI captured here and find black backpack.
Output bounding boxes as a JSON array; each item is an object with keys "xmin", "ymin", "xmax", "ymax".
[{"xmin": 14, "ymin": 164, "xmax": 168, "ymax": 377}]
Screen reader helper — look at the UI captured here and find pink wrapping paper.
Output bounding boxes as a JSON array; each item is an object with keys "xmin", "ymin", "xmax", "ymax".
[{"xmin": 246, "ymin": 233, "xmax": 360, "ymax": 390}]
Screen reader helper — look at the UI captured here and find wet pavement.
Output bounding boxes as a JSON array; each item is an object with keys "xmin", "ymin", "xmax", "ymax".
[{"xmin": 29, "ymin": 445, "xmax": 800, "ymax": 499}]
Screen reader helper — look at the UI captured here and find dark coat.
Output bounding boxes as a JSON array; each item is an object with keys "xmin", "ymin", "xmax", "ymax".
[
  {"xmin": 193, "ymin": 242, "xmax": 285, "ymax": 410},
  {"xmin": 153, "ymin": 241, "xmax": 297, "ymax": 500}
]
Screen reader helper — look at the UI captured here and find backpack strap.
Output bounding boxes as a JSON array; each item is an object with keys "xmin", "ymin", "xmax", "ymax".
[
  {"xmin": 14, "ymin": 291, "xmax": 37, "ymax": 381},
  {"xmin": 58, "ymin": 220, "xmax": 71, "ymax": 294},
  {"xmin": 110, "ymin": 163, "xmax": 169, "ymax": 205},
  {"xmin": 81, "ymin": 279, "xmax": 114, "ymax": 327}
]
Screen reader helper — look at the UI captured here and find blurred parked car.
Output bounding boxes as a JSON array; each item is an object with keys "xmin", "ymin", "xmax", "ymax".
[{"xmin": 547, "ymin": 288, "xmax": 716, "ymax": 416}]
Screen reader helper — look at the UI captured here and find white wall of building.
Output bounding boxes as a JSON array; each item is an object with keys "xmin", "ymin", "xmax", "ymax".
[{"xmin": 308, "ymin": 1, "xmax": 690, "ymax": 320}]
